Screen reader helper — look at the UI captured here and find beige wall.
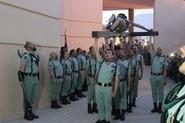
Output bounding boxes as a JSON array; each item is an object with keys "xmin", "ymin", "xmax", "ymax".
[
  {"xmin": 0, "ymin": 0, "xmax": 61, "ymax": 118},
  {"xmin": 0, "ymin": 0, "xmax": 61, "ymax": 18},
  {"xmin": 61, "ymin": 0, "xmax": 103, "ymax": 50},
  {"xmin": 154, "ymin": 0, "xmax": 185, "ymax": 54}
]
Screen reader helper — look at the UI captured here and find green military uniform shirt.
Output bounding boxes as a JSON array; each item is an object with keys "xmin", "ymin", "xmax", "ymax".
[
  {"xmin": 151, "ymin": 52, "xmax": 166, "ymax": 74},
  {"xmin": 97, "ymin": 61, "xmax": 119, "ymax": 84},
  {"xmin": 128, "ymin": 58, "xmax": 137, "ymax": 76},
  {"xmin": 21, "ymin": 52, "xmax": 38, "ymax": 73},
  {"xmin": 77, "ymin": 54, "xmax": 86, "ymax": 71},
  {"xmin": 87, "ymin": 55, "xmax": 96, "ymax": 77},
  {"xmin": 117, "ymin": 59, "xmax": 128, "ymax": 80},
  {"xmin": 48, "ymin": 60, "xmax": 63, "ymax": 78},
  {"xmin": 70, "ymin": 57, "xmax": 79, "ymax": 72},
  {"xmin": 61, "ymin": 59, "xmax": 72, "ymax": 75}
]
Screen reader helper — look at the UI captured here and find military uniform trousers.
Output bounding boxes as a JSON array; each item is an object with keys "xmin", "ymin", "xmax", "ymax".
[
  {"xmin": 115, "ymin": 80, "xmax": 127, "ymax": 110},
  {"xmin": 133, "ymin": 72, "xmax": 139, "ymax": 98},
  {"xmin": 50, "ymin": 78, "xmax": 62, "ymax": 101},
  {"xmin": 77, "ymin": 70, "xmax": 85, "ymax": 91},
  {"xmin": 61, "ymin": 75, "xmax": 72, "ymax": 96},
  {"xmin": 69, "ymin": 72, "xmax": 78, "ymax": 94},
  {"xmin": 95, "ymin": 84, "xmax": 112, "ymax": 121},
  {"xmin": 128, "ymin": 76, "xmax": 135, "ymax": 104},
  {"xmin": 23, "ymin": 75, "xmax": 38, "ymax": 109},
  {"xmin": 87, "ymin": 77, "xmax": 96, "ymax": 103},
  {"xmin": 150, "ymin": 75, "xmax": 164, "ymax": 103}
]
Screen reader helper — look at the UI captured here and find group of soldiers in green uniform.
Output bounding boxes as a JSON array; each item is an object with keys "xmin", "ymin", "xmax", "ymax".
[
  {"xmin": 18, "ymin": 40, "xmax": 167, "ymax": 123},
  {"xmin": 94, "ymin": 39, "xmax": 168, "ymax": 123},
  {"xmin": 18, "ymin": 42, "xmax": 88, "ymax": 121},
  {"xmin": 49, "ymin": 47, "xmax": 88, "ymax": 108},
  {"xmin": 89, "ymin": 39, "xmax": 144, "ymax": 123}
]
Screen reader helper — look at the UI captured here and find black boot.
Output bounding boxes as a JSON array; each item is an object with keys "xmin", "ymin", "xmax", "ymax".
[
  {"xmin": 30, "ymin": 111, "xmax": 39, "ymax": 119},
  {"xmin": 95, "ymin": 119, "xmax": 106, "ymax": 123},
  {"xmin": 88, "ymin": 103, "xmax": 92, "ymax": 114},
  {"xmin": 77, "ymin": 90, "xmax": 83, "ymax": 98},
  {"xmin": 51, "ymin": 100, "xmax": 55, "ymax": 108},
  {"xmin": 151, "ymin": 103, "xmax": 158, "ymax": 113},
  {"xmin": 55, "ymin": 100, "xmax": 62, "ymax": 108},
  {"xmin": 72, "ymin": 93, "xmax": 79, "ymax": 101},
  {"xmin": 51, "ymin": 100, "xmax": 61, "ymax": 109},
  {"xmin": 112, "ymin": 105, "xmax": 116, "ymax": 116},
  {"xmin": 113, "ymin": 109, "xmax": 120, "ymax": 120},
  {"xmin": 69, "ymin": 94, "xmax": 76, "ymax": 101},
  {"xmin": 24, "ymin": 109, "xmax": 33, "ymax": 121},
  {"xmin": 65, "ymin": 96, "xmax": 71, "ymax": 104},
  {"xmin": 120, "ymin": 110, "xmax": 125, "ymax": 121},
  {"xmin": 158, "ymin": 103, "xmax": 162, "ymax": 113},
  {"xmin": 92, "ymin": 103, "xmax": 98, "ymax": 113},
  {"xmin": 132, "ymin": 97, "xmax": 136, "ymax": 107},
  {"xmin": 128, "ymin": 104, "xmax": 133, "ymax": 113},
  {"xmin": 61, "ymin": 97, "xmax": 68, "ymax": 105},
  {"xmin": 30, "ymin": 106, "xmax": 39, "ymax": 119}
]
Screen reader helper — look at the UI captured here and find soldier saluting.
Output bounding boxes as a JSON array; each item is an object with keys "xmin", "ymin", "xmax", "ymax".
[
  {"xmin": 150, "ymin": 43, "xmax": 167, "ymax": 113},
  {"xmin": 18, "ymin": 41, "xmax": 39, "ymax": 120},
  {"xmin": 95, "ymin": 49, "xmax": 119, "ymax": 123}
]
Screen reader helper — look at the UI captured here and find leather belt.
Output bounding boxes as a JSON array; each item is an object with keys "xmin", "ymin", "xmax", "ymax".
[
  {"xmin": 120, "ymin": 79, "xmax": 126, "ymax": 81},
  {"xmin": 151, "ymin": 72, "xmax": 163, "ymax": 76},
  {"xmin": 73, "ymin": 70, "xmax": 79, "ymax": 73},
  {"xmin": 56, "ymin": 76, "xmax": 62, "ymax": 79},
  {"xmin": 65, "ymin": 73, "xmax": 71, "ymax": 76},
  {"xmin": 88, "ymin": 74, "xmax": 94, "ymax": 77},
  {"xmin": 24, "ymin": 73, "xmax": 38, "ymax": 77},
  {"xmin": 97, "ymin": 82, "xmax": 112, "ymax": 87}
]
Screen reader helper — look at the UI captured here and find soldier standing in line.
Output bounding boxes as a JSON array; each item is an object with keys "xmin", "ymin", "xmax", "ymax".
[
  {"xmin": 113, "ymin": 48, "xmax": 128, "ymax": 121},
  {"xmin": 73, "ymin": 50, "xmax": 81, "ymax": 98},
  {"xmin": 68, "ymin": 49, "xmax": 79, "ymax": 101},
  {"xmin": 48, "ymin": 52, "xmax": 63, "ymax": 109},
  {"xmin": 127, "ymin": 48, "xmax": 137, "ymax": 113},
  {"xmin": 86, "ymin": 46, "xmax": 98, "ymax": 114},
  {"xmin": 60, "ymin": 50, "xmax": 72, "ymax": 105},
  {"xmin": 95, "ymin": 49, "xmax": 119, "ymax": 123},
  {"xmin": 132, "ymin": 46, "xmax": 144, "ymax": 107},
  {"xmin": 150, "ymin": 44, "xmax": 167, "ymax": 113},
  {"xmin": 76, "ymin": 48, "xmax": 86, "ymax": 98},
  {"xmin": 18, "ymin": 41, "xmax": 39, "ymax": 120}
]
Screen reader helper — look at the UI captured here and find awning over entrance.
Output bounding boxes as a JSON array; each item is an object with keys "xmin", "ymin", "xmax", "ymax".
[{"xmin": 103, "ymin": 0, "xmax": 154, "ymax": 10}]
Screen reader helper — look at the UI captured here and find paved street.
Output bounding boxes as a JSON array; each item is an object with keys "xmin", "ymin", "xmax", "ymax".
[{"xmin": 2, "ymin": 66, "xmax": 175, "ymax": 123}]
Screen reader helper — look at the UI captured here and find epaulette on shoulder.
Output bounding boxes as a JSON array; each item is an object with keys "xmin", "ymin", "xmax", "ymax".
[
  {"xmin": 22, "ymin": 53, "xmax": 29, "ymax": 60},
  {"xmin": 23, "ymin": 52, "xmax": 28, "ymax": 55},
  {"xmin": 111, "ymin": 63, "xmax": 117, "ymax": 69},
  {"xmin": 21, "ymin": 52, "xmax": 28, "ymax": 58}
]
